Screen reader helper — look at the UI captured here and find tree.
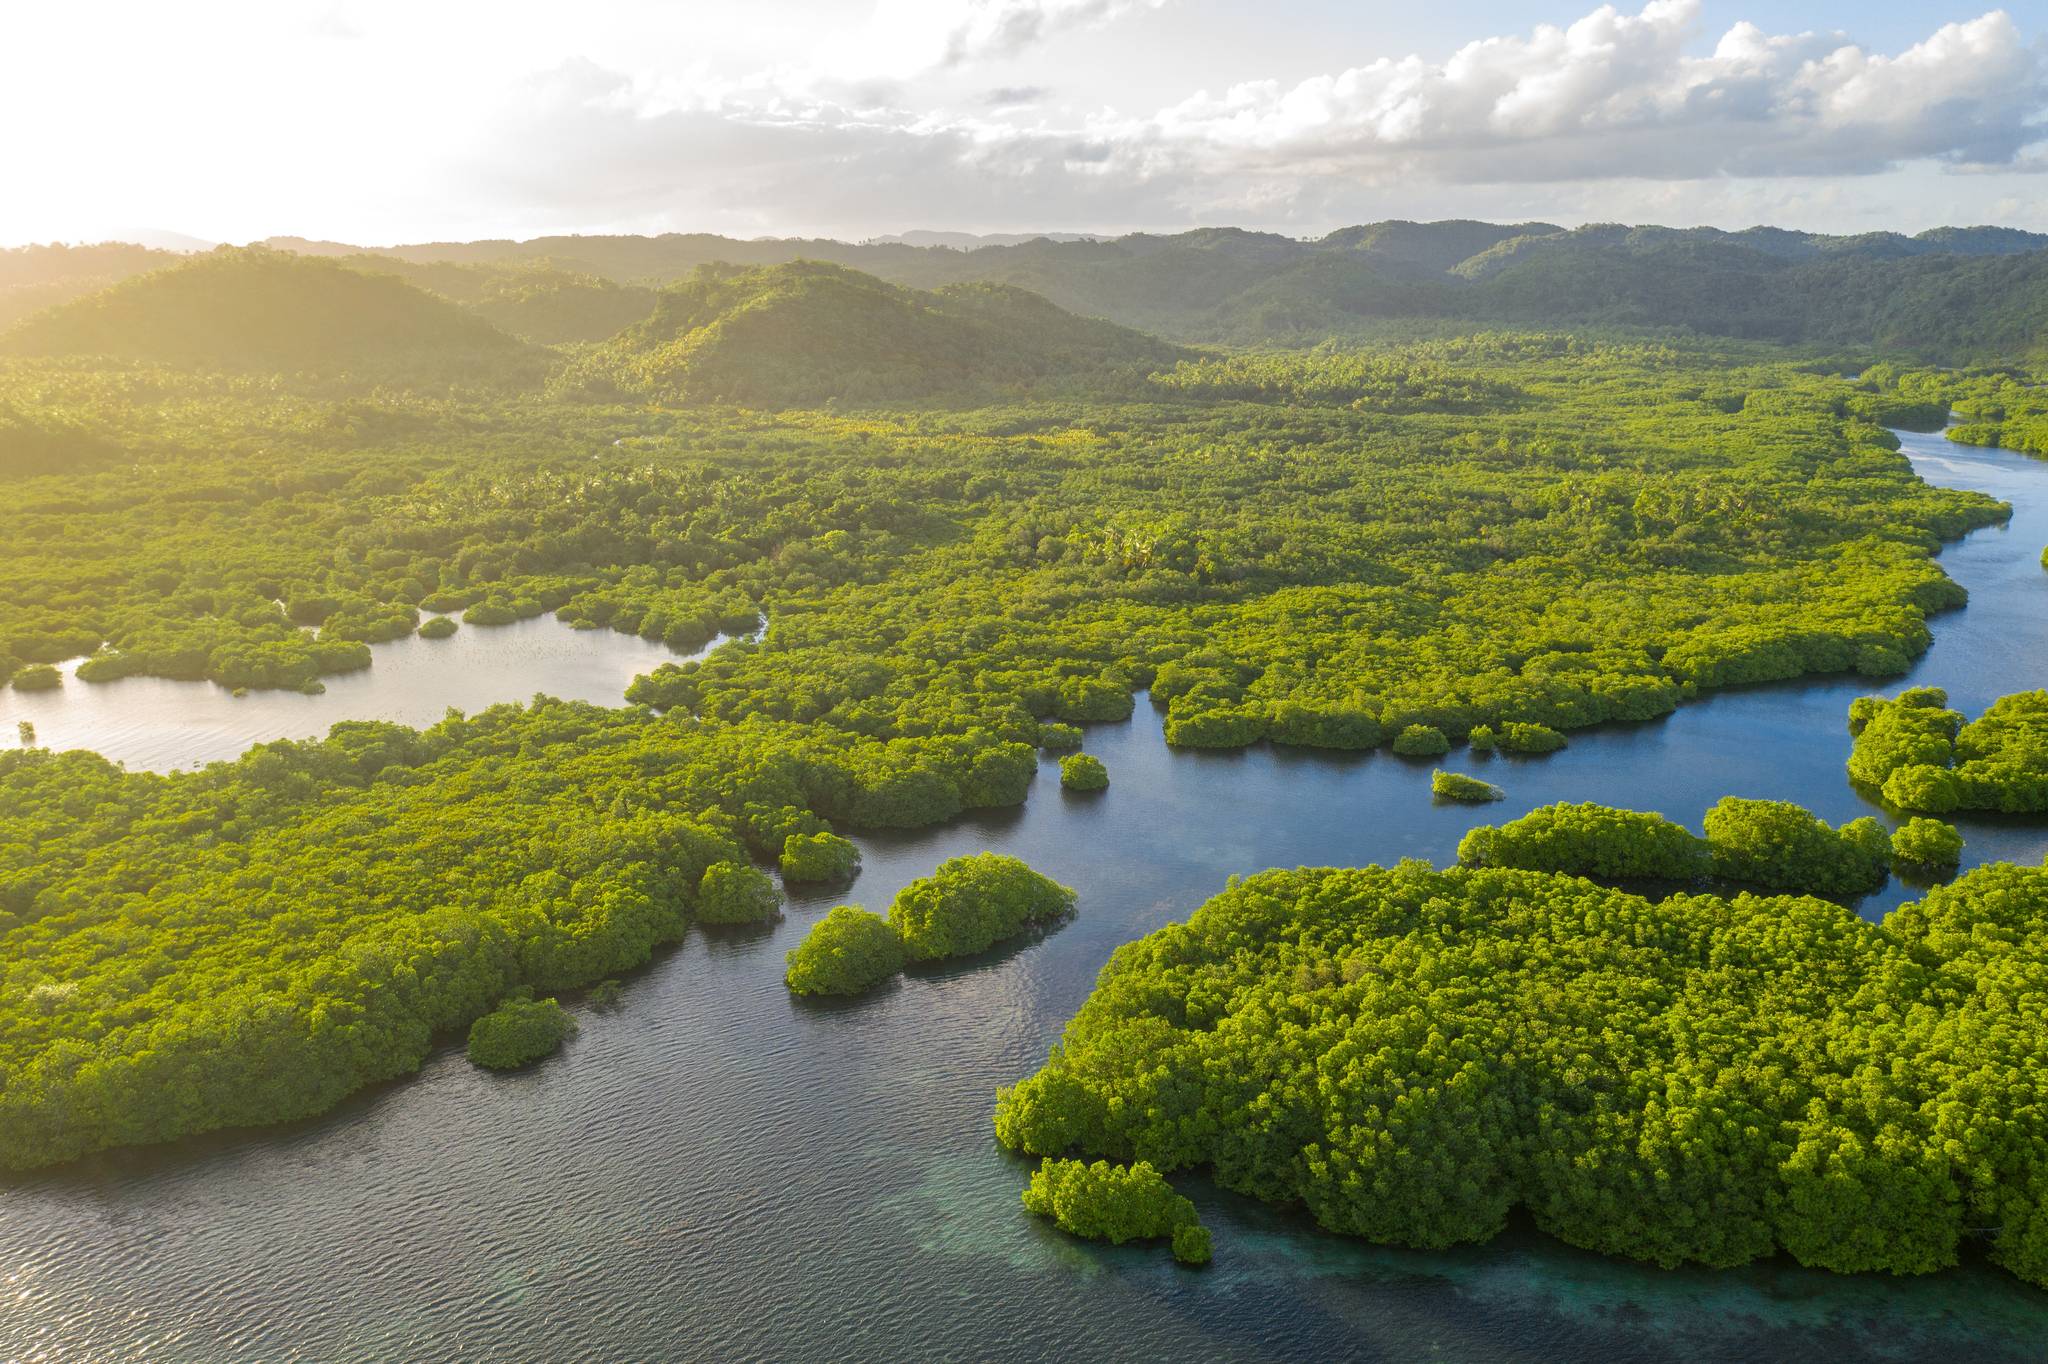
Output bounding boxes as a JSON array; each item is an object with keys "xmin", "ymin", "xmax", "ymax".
[
  {"xmin": 1021, "ymin": 1158, "xmax": 1209, "ymax": 1264},
  {"xmin": 1431, "ymin": 769, "xmax": 1503, "ymax": 803},
  {"xmin": 1703, "ymin": 798, "xmax": 1891, "ymax": 896},
  {"xmin": 784, "ymin": 907, "xmax": 905, "ymax": 996},
  {"xmin": 996, "ymin": 860, "xmax": 2048, "ymax": 1289},
  {"xmin": 1891, "ymin": 817, "xmax": 1963, "ymax": 871},
  {"xmin": 467, "ymin": 995, "xmax": 575, "ymax": 1070},
  {"xmin": 696, "ymin": 861, "xmax": 782, "ymax": 924},
  {"xmin": 889, "ymin": 853, "xmax": 1076, "ymax": 961},
  {"xmin": 1392, "ymin": 724, "xmax": 1450, "ymax": 757},
  {"xmin": 780, "ymin": 832, "xmax": 862, "ymax": 883},
  {"xmin": 1458, "ymin": 802, "xmax": 1709, "ymax": 880},
  {"xmin": 1060, "ymin": 753, "xmax": 1109, "ymax": 791}
]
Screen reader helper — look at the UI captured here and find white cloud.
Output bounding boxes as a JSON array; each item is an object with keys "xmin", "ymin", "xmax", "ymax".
[
  {"xmin": 4, "ymin": 0, "xmax": 2044, "ymax": 244},
  {"xmin": 1140, "ymin": 4, "xmax": 2043, "ymax": 182},
  {"xmin": 445, "ymin": 3, "xmax": 2048, "ymax": 239},
  {"xmin": 833, "ymin": 0, "xmax": 1168, "ymax": 81}
]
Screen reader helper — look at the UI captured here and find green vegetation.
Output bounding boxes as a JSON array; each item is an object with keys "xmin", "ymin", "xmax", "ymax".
[
  {"xmin": 784, "ymin": 906, "xmax": 905, "ymax": 997},
  {"xmin": 1392, "ymin": 725, "xmax": 1451, "ymax": 757},
  {"xmin": 1430, "ymin": 769, "xmax": 1503, "ymax": 803},
  {"xmin": 888, "ymin": 853, "xmax": 1076, "ymax": 962},
  {"xmin": 1703, "ymin": 798, "xmax": 1891, "ymax": 896},
  {"xmin": 559, "ymin": 261, "xmax": 1186, "ymax": 407},
  {"xmin": 0, "ymin": 247, "xmax": 541, "ymax": 385},
  {"xmin": 1021, "ymin": 1158, "xmax": 1210, "ymax": 1265},
  {"xmin": 0, "ymin": 326, "xmax": 2000, "ymax": 769},
  {"xmin": 1892, "ymin": 818, "xmax": 1965, "ymax": 873},
  {"xmin": 0, "ymin": 700, "xmax": 1056, "ymax": 1168},
  {"xmin": 282, "ymin": 221, "xmax": 2048, "ymax": 357},
  {"xmin": 783, "ymin": 854, "xmax": 1078, "ymax": 996},
  {"xmin": 1465, "ymin": 720, "xmax": 1567, "ymax": 753},
  {"xmin": 1036, "ymin": 722, "xmax": 1084, "ymax": 751},
  {"xmin": 1149, "ymin": 348, "xmax": 1520, "ymax": 411},
  {"xmin": 1, "ymin": 401, "xmax": 121, "ymax": 478},
  {"xmin": 1459, "ymin": 802, "xmax": 1710, "ymax": 880},
  {"xmin": 1060, "ymin": 753, "xmax": 1109, "ymax": 791},
  {"xmin": 334, "ymin": 256, "xmax": 658, "ymax": 346},
  {"xmin": 1495, "ymin": 721, "xmax": 1566, "ymax": 754},
  {"xmin": 995, "ymin": 859, "xmax": 2048, "ymax": 1287},
  {"xmin": 11, "ymin": 663, "xmax": 59, "ymax": 691},
  {"xmin": 1460, "ymin": 798, "xmax": 1890, "ymax": 896},
  {"xmin": 1, "ymin": 242, "xmax": 180, "ymax": 331},
  {"xmin": 779, "ymin": 831, "xmax": 862, "ymax": 883},
  {"xmin": 418, "ymin": 615, "xmax": 458, "ymax": 640},
  {"xmin": 695, "ymin": 860, "xmax": 782, "ymax": 925},
  {"xmin": 466, "ymin": 994, "xmax": 575, "ymax": 1070},
  {"xmin": 1849, "ymin": 688, "xmax": 2048, "ymax": 813},
  {"xmin": 0, "ymin": 246, "xmax": 2034, "ymax": 1177}
]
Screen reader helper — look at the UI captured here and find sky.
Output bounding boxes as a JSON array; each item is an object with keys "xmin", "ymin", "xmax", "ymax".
[{"xmin": 7, "ymin": 0, "xmax": 2048, "ymax": 246}]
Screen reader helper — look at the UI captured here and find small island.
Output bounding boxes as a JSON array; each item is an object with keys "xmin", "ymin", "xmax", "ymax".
[
  {"xmin": 467, "ymin": 995, "xmax": 575, "ymax": 1070},
  {"xmin": 1891, "ymin": 816, "xmax": 1964, "ymax": 873},
  {"xmin": 784, "ymin": 853, "xmax": 1077, "ymax": 997},
  {"xmin": 1431, "ymin": 769, "xmax": 1503, "ymax": 803},
  {"xmin": 785, "ymin": 907, "xmax": 906, "ymax": 996},
  {"xmin": 1060, "ymin": 753, "xmax": 1109, "ymax": 791},
  {"xmin": 1022, "ymin": 1158, "xmax": 1211, "ymax": 1266}
]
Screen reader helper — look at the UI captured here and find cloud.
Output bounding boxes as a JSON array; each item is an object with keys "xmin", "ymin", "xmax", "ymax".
[
  {"xmin": 452, "ymin": 4, "xmax": 2048, "ymax": 237},
  {"xmin": 835, "ymin": 0, "xmax": 1167, "ymax": 81},
  {"xmin": 986, "ymin": 85, "xmax": 1050, "ymax": 107},
  {"xmin": 1143, "ymin": 3, "xmax": 2044, "ymax": 182},
  {"xmin": 461, "ymin": 60, "xmax": 1191, "ymax": 236}
]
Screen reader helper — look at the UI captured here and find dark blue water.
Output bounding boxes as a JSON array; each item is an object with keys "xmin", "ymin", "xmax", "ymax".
[{"xmin": 2, "ymin": 428, "xmax": 2044, "ymax": 1362}]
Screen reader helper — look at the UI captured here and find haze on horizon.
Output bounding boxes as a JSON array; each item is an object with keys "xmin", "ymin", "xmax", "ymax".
[{"xmin": 9, "ymin": 0, "xmax": 2048, "ymax": 248}]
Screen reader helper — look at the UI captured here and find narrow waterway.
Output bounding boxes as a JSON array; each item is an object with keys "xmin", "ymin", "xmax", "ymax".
[{"xmin": 1, "ymin": 427, "xmax": 2043, "ymax": 1363}]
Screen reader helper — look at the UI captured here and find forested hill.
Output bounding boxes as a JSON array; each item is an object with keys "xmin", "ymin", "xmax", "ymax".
[
  {"xmin": 0, "ymin": 248, "xmax": 544, "ymax": 383},
  {"xmin": 558, "ymin": 261, "xmax": 1192, "ymax": 406},
  {"xmin": 0, "ymin": 242, "xmax": 183, "ymax": 331},
  {"xmin": 25, "ymin": 220, "xmax": 2048, "ymax": 357},
  {"xmin": 257, "ymin": 220, "xmax": 2048, "ymax": 356}
]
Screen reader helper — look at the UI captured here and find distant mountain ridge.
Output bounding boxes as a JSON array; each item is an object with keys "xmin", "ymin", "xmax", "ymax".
[
  {"xmin": 14, "ymin": 218, "xmax": 2048, "ymax": 358},
  {"xmin": 253, "ymin": 219, "xmax": 2048, "ymax": 356}
]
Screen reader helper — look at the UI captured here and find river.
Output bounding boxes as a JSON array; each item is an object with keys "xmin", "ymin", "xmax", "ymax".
[{"xmin": 1, "ymin": 427, "xmax": 2044, "ymax": 1362}]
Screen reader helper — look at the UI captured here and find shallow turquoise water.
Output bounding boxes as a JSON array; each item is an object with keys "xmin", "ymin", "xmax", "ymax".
[{"xmin": 1, "ymin": 428, "xmax": 2044, "ymax": 1362}]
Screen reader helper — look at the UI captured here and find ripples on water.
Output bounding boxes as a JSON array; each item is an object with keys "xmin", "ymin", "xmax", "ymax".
[{"xmin": 2, "ymin": 429, "xmax": 2046, "ymax": 1361}]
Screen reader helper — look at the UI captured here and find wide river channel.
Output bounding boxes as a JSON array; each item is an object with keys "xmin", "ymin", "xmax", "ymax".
[{"xmin": 2, "ymin": 427, "xmax": 2045, "ymax": 1362}]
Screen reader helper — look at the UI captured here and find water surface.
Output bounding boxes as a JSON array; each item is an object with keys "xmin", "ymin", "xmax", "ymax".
[
  {"xmin": 0, "ymin": 617, "xmax": 695, "ymax": 771},
  {"xmin": 2, "ymin": 427, "xmax": 2045, "ymax": 1362}
]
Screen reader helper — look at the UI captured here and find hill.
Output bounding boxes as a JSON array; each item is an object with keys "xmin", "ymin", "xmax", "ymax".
[
  {"xmin": 333, "ymin": 256, "xmax": 658, "ymax": 344},
  {"xmin": 561, "ymin": 260, "xmax": 1190, "ymax": 406},
  {"xmin": 272, "ymin": 219, "xmax": 2048, "ymax": 357},
  {"xmin": 0, "ymin": 248, "xmax": 545, "ymax": 383},
  {"xmin": 0, "ymin": 243, "xmax": 182, "ymax": 331}
]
